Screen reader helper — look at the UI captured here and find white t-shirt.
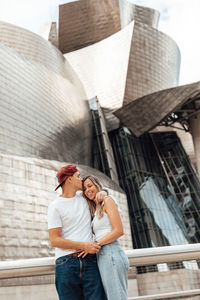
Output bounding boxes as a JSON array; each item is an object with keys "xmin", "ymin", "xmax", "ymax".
[{"xmin": 48, "ymin": 191, "xmax": 93, "ymax": 259}]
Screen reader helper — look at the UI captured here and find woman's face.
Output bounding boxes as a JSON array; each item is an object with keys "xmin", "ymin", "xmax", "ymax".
[{"xmin": 83, "ymin": 178, "xmax": 98, "ymax": 201}]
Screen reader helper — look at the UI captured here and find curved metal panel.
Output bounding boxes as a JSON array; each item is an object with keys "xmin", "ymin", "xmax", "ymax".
[
  {"xmin": 65, "ymin": 21, "xmax": 134, "ymax": 111},
  {"xmin": 40, "ymin": 22, "xmax": 58, "ymax": 48},
  {"xmin": 0, "ymin": 41, "xmax": 91, "ymax": 164},
  {"xmin": 123, "ymin": 22, "xmax": 181, "ymax": 105},
  {"xmin": 59, "ymin": 0, "xmax": 121, "ymax": 53},
  {"xmin": 114, "ymin": 81, "xmax": 200, "ymax": 137},
  {"xmin": 119, "ymin": 0, "xmax": 160, "ymax": 29},
  {"xmin": 65, "ymin": 19, "xmax": 180, "ymax": 113},
  {"xmin": 0, "ymin": 21, "xmax": 66, "ymax": 78}
]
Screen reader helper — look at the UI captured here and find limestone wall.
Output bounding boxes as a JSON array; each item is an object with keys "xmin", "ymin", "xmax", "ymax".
[{"xmin": 137, "ymin": 268, "xmax": 200, "ymax": 296}]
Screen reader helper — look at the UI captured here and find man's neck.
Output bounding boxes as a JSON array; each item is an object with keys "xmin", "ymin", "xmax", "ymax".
[{"xmin": 61, "ymin": 189, "xmax": 77, "ymax": 198}]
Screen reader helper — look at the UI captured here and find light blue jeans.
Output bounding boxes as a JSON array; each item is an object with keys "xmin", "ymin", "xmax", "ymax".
[{"xmin": 97, "ymin": 240, "xmax": 129, "ymax": 300}]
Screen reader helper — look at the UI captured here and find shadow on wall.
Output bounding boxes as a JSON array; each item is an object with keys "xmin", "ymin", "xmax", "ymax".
[{"xmin": 38, "ymin": 116, "xmax": 92, "ymax": 166}]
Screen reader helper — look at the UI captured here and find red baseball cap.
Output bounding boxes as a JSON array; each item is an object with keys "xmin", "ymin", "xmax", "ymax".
[{"xmin": 55, "ymin": 165, "xmax": 78, "ymax": 191}]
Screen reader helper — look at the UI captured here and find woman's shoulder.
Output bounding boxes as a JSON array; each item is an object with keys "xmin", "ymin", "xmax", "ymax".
[
  {"xmin": 103, "ymin": 196, "xmax": 121, "ymax": 212},
  {"xmin": 103, "ymin": 196, "xmax": 116, "ymax": 206}
]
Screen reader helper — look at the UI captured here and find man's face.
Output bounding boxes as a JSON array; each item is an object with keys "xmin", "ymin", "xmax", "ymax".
[{"xmin": 70, "ymin": 171, "xmax": 82, "ymax": 190}]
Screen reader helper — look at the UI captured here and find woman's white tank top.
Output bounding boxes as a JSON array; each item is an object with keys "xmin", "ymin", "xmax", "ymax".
[{"xmin": 92, "ymin": 210, "xmax": 112, "ymax": 240}]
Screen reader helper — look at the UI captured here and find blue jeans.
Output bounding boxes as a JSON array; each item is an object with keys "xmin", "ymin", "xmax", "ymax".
[
  {"xmin": 97, "ymin": 241, "xmax": 129, "ymax": 300},
  {"xmin": 55, "ymin": 254, "xmax": 105, "ymax": 300}
]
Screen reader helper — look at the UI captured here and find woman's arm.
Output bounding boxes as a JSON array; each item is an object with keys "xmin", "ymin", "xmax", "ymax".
[{"xmin": 97, "ymin": 196, "xmax": 124, "ymax": 246}]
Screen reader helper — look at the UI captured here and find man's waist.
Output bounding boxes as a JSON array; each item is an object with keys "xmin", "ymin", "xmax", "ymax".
[
  {"xmin": 56, "ymin": 252, "xmax": 96, "ymax": 263},
  {"xmin": 67, "ymin": 252, "xmax": 96, "ymax": 258},
  {"xmin": 61, "ymin": 234, "xmax": 93, "ymax": 242}
]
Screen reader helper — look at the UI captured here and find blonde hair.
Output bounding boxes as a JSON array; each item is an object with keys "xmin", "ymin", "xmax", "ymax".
[{"xmin": 82, "ymin": 176, "xmax": 104, "ymax": 219}]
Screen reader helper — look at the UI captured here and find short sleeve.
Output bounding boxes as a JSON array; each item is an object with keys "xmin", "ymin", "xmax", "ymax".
[{"xmin": 48, "ymin": 203, "xmax": 62, "ymax": 229}]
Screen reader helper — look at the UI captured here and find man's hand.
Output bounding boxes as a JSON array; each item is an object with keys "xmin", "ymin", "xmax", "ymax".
[
  {"xmin": 95, "ymin": 190, "xmax": 107, "ymax": 204},
  {"xmin": 83, "ymin": 242, "xmax": 101, "ymax": 253}
]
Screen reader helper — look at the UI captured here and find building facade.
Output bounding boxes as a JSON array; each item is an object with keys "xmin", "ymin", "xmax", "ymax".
[
  {"xmin": 0, "ymin": 0, "xmax": 200, "ymax": 263},
  {"xmin": 109, "ymin": 129, "xmax": 200, "ymax": 247}
]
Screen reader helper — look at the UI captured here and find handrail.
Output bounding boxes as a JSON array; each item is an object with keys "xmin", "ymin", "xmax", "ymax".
[
  {"xmin": 129, "ymin": 289, "xmax": 200, "ymax": 300},
  {"xmin": 126, "ymin": 243, "xmax": 200, "ymax": 265},
  {"xmin": 1, "ymin": 244, "xmax": 200, "ymax": 300},
  {"xmin": 0, "ymin": 243, "xmax": 200, "ymax": 279}
]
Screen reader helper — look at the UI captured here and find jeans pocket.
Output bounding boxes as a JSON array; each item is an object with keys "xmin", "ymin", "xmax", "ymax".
[
  {"xmin": 56, "ymin": 256, "xmax": 70, "ymax": 267},
  {"xmin": 119, "ymin": 250, "xmax": 129, "ymax": 271}
]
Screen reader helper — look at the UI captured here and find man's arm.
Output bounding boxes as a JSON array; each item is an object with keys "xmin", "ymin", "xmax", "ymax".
[{"xmin": 48, "ymin": 227, "xmax": 101, "ymax": 253}]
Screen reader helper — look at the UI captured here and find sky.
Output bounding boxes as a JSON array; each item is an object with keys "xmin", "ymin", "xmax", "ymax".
[{"xmin": 0, "ymin": 0, "xmax": 199, "ymax": 85}]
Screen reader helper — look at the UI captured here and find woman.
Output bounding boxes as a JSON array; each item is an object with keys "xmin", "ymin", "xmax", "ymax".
[{"xmin": 81, "ymin": 176, "xmax": 129, "ymax": 300}]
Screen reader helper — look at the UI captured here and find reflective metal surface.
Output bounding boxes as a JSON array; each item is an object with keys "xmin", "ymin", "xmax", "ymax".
[
  {"xmin": 0, "ymin": 0, "xmax": 197, "ymax": 268},
  {"xmin": 0, "ymin": 22, "xmax": 92, "ymax": 164},
  {"xmin": 65, "ymin": 5, "xmax": 180, "ymax": 111},
  {"xmin": 40, "ymin": 22, "xmax": 58, "ymax": 48},
  {"xmin": 65, "ymin": 21, "xmax": 134, "ymax": 110},
  {"xmin": 123, "ymin": 21, "xmax": 181, "ymax": 104},
  {"xmin": 114, "ymin": 81, "xmax": 200, "ymax": 137},
  {"xmin": 119, "ymin": 0, "xmax": 160, "ymax": 29},
  {"xmin": 59, "ymin": 0, "xmax": 121, "ymax": 53},
  {"xmin": 0, "ymin": 21, "xmax": 65, "ymax": 77}
]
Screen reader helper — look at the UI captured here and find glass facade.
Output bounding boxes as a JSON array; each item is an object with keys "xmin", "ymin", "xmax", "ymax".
[{"xmin": 107, "ymin": 128, "xmax": 200, "ymax": 249}]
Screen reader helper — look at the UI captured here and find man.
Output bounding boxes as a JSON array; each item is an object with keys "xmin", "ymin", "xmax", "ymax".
[{"xmin": 48, "ymin": 164, "xmax": 106, "ymax": 300}]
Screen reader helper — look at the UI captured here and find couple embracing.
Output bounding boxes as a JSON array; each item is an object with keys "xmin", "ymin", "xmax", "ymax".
[{"xmin": 48, "ymin": 165, "xmax": 129, "ymax": 300}]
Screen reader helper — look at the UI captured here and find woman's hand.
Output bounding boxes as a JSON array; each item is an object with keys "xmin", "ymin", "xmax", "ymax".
[
  {"xmin": 78, "ymin": 251, "xmax": 88, "ymax": 258},
  {"xmin": 83, "ymin": 241, "xmax": 101, "ymax": 253},
  {"xmin": 95, "ymin": 191, "xmax": 108, "ymax": 204}
]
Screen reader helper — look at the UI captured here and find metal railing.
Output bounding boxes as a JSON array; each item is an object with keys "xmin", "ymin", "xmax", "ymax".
[
  {"xmin": 1, "ymin": 244, "xmax": 200, "ymax": 299},
  {"xmin": 129, "ymin": 289, "xmax": 200, "ymax": 300}
]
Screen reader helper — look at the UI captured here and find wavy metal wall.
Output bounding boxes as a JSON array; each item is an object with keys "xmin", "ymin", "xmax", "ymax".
[
  {"xmin": 119, "ymin": 0, "xmax": 160, "ymax": 29},
  {"xmin": 65, "ymin": 21, "xmax": 134, "ymax": 110},
  {"xmin": 0, "ymin": 22, "xmax": 66, "ymax": 77},
  {"xmin": 66, "ymin": 19, "xmax": 180, "ymax": 110},
  {"xmin": 59, "ymin": 0, "xmax": 121, "ymax": 54},
  {"xmin": 123, "ymin": 22, "xmax": 181, "ymax": 104},
  {"xmin": 0, "ymin": 23, "xmax": 91, "ymax": 164}
]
